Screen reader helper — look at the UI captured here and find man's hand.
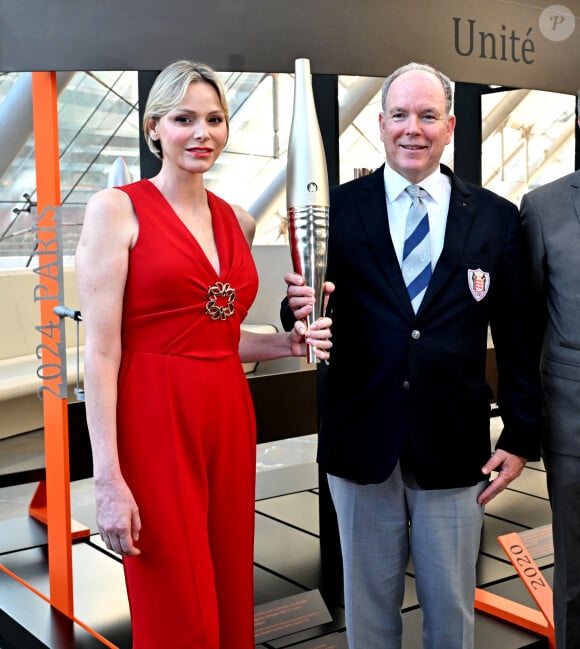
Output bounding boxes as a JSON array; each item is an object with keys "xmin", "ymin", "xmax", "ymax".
[
  {"xmin": 284, "ymin": 272, "xmax": 335, "ymax": 320},
  {"xmin": 477, "ymin": 449, "xmax": 526, "ymax": 506}
]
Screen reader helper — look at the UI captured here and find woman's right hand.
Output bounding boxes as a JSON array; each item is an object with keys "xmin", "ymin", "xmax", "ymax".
[{"xmin": 95, "ymin": 476, "xmax": 142, "ymax": 556}]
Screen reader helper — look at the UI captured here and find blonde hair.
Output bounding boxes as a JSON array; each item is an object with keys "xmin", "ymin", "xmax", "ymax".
[{"xmin": 142, "ymin": 60, "xmax": 229, "ymax": 160}]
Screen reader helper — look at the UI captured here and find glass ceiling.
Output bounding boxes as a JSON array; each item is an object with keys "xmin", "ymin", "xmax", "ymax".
[{"xmin": 0, "ymin": 70, "xmax": 576, "ymax": 266}]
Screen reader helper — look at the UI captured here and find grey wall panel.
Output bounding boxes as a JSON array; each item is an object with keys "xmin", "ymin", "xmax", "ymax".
[{"xmin": 1, "ymin": 0, "xmax": 579, "ymax": 93}]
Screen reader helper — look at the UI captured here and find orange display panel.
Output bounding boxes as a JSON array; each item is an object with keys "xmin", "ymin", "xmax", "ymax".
[{"xmin": 475, "ymin": 525, "xmax": 555, "ymax": 648}]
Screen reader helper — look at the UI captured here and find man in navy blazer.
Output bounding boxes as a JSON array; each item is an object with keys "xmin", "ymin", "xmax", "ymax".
[
  {"xmin": 283, "ymin": 62, "xmax": 541, "ymax": 649},
  {"xmin": 520, "ymin": 93, "xmax": 580, "ymax": 649}
]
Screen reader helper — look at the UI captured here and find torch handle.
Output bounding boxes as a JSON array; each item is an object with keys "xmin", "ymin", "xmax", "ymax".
[{"xmin": 288, "ymin": 204, "xmax": 329, "ymax": 364}]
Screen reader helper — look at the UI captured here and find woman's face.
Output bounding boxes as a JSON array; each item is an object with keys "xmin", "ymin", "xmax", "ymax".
[{"xmin": 150, "ymin": 81, "xmax": 228, "ymax": 175}]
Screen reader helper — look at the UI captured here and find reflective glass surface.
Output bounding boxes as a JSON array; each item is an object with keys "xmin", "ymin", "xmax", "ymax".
[{"xmin": 0, "ymin": 70, "xmax": 576, "ymax": 266}]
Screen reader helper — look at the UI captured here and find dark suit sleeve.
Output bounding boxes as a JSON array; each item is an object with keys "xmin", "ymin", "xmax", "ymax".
[
  {"xmin": 280, "ymin": 296, "xmax": 295, "ymax": 332},
  {"xmin": 491, "ymin": 202, "xmax": 542, "ymax": 461},
  {"xmin": 520, "ymin": 191, "xmax": 548, "ymax": 349}
]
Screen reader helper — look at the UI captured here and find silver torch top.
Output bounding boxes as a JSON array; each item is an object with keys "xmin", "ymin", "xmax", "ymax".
[
  {"xmin": 286, "ymin": 58, "xmax": 330, "ymax": 212},
  {"xmin": 286, "ymin": 58, "xmax": 330, "ymax": 363}
]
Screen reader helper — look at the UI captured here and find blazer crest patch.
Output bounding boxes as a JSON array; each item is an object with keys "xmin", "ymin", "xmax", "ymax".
[{"xmin": 468, "ymin": 268, "xmax": 490, "ymax": 302}]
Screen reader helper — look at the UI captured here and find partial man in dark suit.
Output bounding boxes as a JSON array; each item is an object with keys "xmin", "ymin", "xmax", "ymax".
[
  {"xmin": 520, "ymin": 91, "xmax": 580, "ymax": 649},
  {"xmin": 282, "ymin": 62, "xmax": 541, "ymax": 649}
]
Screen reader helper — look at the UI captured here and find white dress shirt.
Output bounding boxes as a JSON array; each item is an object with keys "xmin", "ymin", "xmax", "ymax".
[{"xmin": 383, "ymin": 163, "xmax": 452, "ymax": 269}]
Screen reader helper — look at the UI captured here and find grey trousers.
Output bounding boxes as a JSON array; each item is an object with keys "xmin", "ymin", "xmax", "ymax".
[
  {"xmin": 544, "ymin": 449, "xmax": 580, "ymax": 649},
  {"xmin": 328, "ymin": 463, "xmax": 486, "ymax": 649}
]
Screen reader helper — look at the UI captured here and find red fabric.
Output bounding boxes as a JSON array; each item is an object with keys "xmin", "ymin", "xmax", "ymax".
[{"xmin": 116, "ymin": 180, "xmax": 258, "ymax": 649}]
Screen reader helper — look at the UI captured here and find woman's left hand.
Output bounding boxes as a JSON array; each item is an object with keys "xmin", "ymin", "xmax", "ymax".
[{"xmin": 290, "ymin": 317, "xmax": 333, "ymax": 360}]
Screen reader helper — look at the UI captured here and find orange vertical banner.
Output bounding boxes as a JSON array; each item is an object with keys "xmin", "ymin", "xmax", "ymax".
[{"xmin": 31, "ymin": 71, "xmax": 74, "ymax": 617}]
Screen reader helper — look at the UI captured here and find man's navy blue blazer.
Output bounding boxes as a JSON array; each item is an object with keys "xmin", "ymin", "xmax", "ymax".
[{"xmin": 282, "ymin": 164, "xmax": 541, "ymax": 488}]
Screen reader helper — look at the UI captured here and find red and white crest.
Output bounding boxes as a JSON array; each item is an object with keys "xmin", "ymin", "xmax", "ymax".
[{"xmin": 468, "ymin": 268, "xmax": 490, "ymax": 302}]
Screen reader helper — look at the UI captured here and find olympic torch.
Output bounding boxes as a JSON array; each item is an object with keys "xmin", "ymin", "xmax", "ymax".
[{"xmin": 286, "ymin": 58, "xmax": 330, "ymax": 363}]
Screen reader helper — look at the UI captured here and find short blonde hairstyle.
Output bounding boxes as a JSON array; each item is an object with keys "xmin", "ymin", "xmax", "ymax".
[{"xmin": 142, "ymin": 60, "xmax": 229, "ymax": 160}]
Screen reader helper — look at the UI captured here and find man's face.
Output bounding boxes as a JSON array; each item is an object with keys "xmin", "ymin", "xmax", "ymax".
[{"xmin": 379, "ymin": 70, "xmax": 456, "ymax": 184}]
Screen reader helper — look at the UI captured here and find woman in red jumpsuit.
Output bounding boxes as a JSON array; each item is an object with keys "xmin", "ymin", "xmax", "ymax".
[{"xmin": 76, "ymin": 60, "xmax": 332, "ymax": 649}]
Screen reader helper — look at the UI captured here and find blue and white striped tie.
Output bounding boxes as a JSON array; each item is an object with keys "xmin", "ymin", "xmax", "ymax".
[{"xmin": 402, "ymin": 185, "xmax": 432, "ymax": 312}]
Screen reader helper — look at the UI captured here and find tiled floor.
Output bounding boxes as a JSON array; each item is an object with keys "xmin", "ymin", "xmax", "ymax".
[
  {"xmin": 0, "ymin": 429, "xmax": 45, "ymax": 522},
  {"xmin": 0, "ymin": 429, "xmax": 319, "ymax": 522},
  {"xmin": 0, "ymin": 419, "xmax": 553, "ymax": 648}
]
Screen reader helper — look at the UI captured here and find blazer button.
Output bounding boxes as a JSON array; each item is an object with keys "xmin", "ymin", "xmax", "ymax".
[
  {"xmin": 411, "ymin": 329, "xmax": 421, "ymax": 340},
  {"xmin": 403, "ymin": 380, "xmax": 410, "ymax": 390}
]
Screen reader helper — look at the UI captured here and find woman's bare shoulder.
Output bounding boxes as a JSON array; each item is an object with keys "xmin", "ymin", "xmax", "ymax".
[
  {"xmin": 230, "ymin": 203, "xmax": 256, "ymax": 245},
  {"xmin": 81, "ymin": 187, "xmax": 138, "ymax": 246}
]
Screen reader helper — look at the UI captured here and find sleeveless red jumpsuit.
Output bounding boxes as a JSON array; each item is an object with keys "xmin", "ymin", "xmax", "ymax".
[{"xmin": 115, "ymin": 179, "xmax": 258, "ymax": 649}]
